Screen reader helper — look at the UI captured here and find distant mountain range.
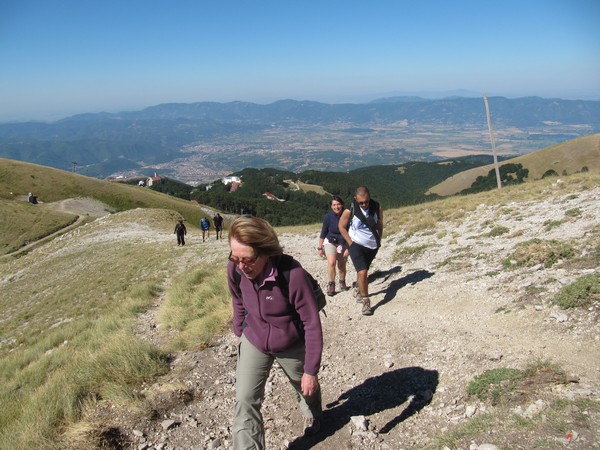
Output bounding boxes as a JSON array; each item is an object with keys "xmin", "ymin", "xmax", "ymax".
[{"xmin": 0, "ymin": 96, "xmax": 598, "ymax": 179}]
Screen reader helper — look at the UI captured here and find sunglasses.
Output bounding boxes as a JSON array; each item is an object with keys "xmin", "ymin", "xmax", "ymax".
[{"xmin": 228, "ymin": 251, "xmax": 260, "ymax": 266}]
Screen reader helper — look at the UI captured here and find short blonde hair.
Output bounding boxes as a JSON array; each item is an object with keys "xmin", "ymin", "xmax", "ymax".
[{"xmin": 229, "ymin": 216, "xmax": 283, "ymax": 257}]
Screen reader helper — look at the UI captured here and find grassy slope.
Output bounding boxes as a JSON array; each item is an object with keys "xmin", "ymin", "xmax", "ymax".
[
  {"xmin": 0, "ymin": 158, "xmax": 209, "ymax": 253},
  {"xmin": 427, "ymin": 133, "xmax": 600, "ymax": 196},
  {"xmin": 0, "ymin": 198, "xmax": 78, "ymax": 255},
  {"xmin": 0, "ymin": 207, "xmax": 230, "ymax": 449}
]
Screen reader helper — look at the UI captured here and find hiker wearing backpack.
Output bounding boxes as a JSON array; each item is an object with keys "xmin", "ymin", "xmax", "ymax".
[
  {"xmin": 317, "ymin": 195, "xmax": 350, "ymax": 296},
  {"xmin": 200, "ymin": 216, "xmax": 210, "ymax": 241},
  {"xmin": 173, "ymin": 219, "xmax": 187, "ymax": 246},
  {"xmin": 339, "ymin": 186, "xmax": 384, "ymax": 316},
  {"xmin": 227, "ymin": 216, "xmax": 323, "ymax": 448}
]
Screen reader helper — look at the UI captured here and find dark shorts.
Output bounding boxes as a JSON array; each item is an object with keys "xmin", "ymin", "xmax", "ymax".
[{"xmin": 348, "ymin": 242, "xmax": 379, "ymax": 272}]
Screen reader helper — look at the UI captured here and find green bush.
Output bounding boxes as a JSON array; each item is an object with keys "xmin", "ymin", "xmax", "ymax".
[
  {"xmin": 487, "ymin": 225, "xmax": 510, "ymax": 237},
  {"xmin": 552, "ymin": 274, "xmax": 600, "ymax": 309},
  {"xmin": 503, "ymin": 239, "xmax": 575, "ymax": 268},
  {"xmin": 467, "ymin": 368, "xmax": 524, "ymax": 405}
]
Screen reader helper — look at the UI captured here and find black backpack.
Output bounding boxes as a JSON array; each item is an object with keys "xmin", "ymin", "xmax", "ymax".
[{"xmin": 232, "ymin": 254, "xmax": 327, "ymax": 315}]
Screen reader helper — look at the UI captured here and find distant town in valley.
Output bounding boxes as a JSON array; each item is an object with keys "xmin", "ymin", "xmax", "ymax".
[
  {"xmin": 0, "ymin": 97, "xmax": 598, "ymax": 185},
  {"xmin": 146, "ymin": 120, "xmax": 590, "ymax": 185}
]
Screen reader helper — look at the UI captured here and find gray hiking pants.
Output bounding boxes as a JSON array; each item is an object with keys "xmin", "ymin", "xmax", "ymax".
[{"xmin": 233, "ymin": 334, "xmax": 322, "ymax": 450}]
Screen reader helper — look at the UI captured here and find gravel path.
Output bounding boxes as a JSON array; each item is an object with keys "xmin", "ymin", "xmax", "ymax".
[{"xmin": 85, "ymin": 186, "xmax": 599, "ymax": 449}]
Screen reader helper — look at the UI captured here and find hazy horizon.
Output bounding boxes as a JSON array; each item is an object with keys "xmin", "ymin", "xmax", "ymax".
[{"xmin": 1, "ymin": 0, "xmax": 599, "ymax": 122}]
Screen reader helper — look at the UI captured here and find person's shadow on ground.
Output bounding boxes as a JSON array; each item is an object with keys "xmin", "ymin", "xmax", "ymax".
[
  {"xmin": 367, "ymin": 265, "xmax": 403, "ymax": 283},
  {"xmin": 369, "ymin": 269, "xmax": 434, "ymax": 312},
  {"xmin": 289, "ymin": 366, "xmax": 439, "ymax": 449}
]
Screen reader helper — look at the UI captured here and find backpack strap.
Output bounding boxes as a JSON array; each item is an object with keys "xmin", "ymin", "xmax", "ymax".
[{"xmin": 352, "ymin": 199, "xmax": 381, "ymax": 247}]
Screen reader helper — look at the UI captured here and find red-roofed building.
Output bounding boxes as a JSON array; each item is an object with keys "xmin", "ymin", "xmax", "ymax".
[{"xmin": 146, "ymin": 172, "xmax": 162, "ymax": 187}]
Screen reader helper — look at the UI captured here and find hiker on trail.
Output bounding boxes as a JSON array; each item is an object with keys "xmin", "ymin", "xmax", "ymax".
[
  {"xmin": 227, "ymin": 215, "xmax": 323, "ymax": 448},
  {"xmin": 339, "ymin": 185, "xmax": 384, "ymax": 316},
  {"xmin": 213, "ymin": 213, "xmax": 224, "ymax": 240},
  {"xmin": 200, "ymin": 216, "xmax": 210, "ymax": 241},
  {"xmin": 317, "ymin": 195, "xmax": 350, "ymax": 297},
  {"xmin": 174, "ymin": 219, "xmax": 187, "ymax": 246}
]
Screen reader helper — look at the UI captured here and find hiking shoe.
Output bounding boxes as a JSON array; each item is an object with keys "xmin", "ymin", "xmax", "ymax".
[
  {"xmin": 339, "ymin": 279, "xmax": 349, "ymax": 291},
  {"xmin": 354, "ymin": 288, "xmax": 364, "ymax": 303},
  {"xmin": 362, "ymin": 298, "xmax": 373, "ymax": 316},
  {"xmin": 327, "ymin": 282, "xmax": 335, "ymax": 297},
  {"xmin": 303, "ymin": 417, "xmax": 321, "ymax": 436}
]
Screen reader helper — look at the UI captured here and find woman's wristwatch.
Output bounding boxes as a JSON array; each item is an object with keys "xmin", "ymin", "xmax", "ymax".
[{"xmin": 317, "ymin": 247, "xmax": 323, "ymax": 251}]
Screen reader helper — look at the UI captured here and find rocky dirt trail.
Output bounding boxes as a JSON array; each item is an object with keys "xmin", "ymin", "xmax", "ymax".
[{"xmin": 91, "ymin": 186, "xmax": 599, "ymax": 450}]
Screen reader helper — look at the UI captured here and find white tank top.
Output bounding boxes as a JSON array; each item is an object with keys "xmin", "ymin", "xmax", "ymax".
[{"xmin": 349, "ymin": 206, "xmax": 379, "ymax": 249}]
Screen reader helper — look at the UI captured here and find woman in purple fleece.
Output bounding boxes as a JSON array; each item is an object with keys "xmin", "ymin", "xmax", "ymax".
[{"xmin": 227, "ymin": 216, "xmax": 323, "ymax": 450}]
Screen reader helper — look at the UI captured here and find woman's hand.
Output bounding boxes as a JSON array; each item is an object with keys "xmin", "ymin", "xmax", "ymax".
[{"xmin": 301, "ymin": 373, "xmax": 319, "ymax": 397}]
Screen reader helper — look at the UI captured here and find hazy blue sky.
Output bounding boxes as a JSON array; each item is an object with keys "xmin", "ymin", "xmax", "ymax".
[{"xmin": 1, "ymin": 0, "xmax": 599, "ymax": 121}]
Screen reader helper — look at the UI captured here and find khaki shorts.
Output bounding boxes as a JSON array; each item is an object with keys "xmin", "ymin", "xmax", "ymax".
[{"xmin": 324, "ymin": 239, "xmax": 346, "ymax": 257}]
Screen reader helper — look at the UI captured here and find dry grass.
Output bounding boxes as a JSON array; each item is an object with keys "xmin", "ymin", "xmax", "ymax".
[
  {"xmin": 428, "ymin": 133, "xmax": 600, "ymax": 196},
  {"xmin": 0, "ymin": 199, "xmax": 79, "ymax": 255},
  {"xmin": 0, "ymin": 157, "xmax": 207, "ymax": 227},
  {"xmin": 158, "ymin": 266, "xmax": 232, "ymax": 352},
  {"xmin": 0, "ymin": 208, "xmax": 227, "ymax": 449}
]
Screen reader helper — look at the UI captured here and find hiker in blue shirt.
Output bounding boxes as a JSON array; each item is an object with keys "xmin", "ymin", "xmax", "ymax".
[
  {"xmin": 200, "ymin": 216, "xmax": 210, "ymax": 242},
  {"xmin": 317, "ymin": 195, "xmax": 350, "ymax": 297}
]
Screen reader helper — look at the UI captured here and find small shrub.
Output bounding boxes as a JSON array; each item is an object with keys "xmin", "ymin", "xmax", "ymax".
[
  {"xmin": 544, "ymin": 219, "xmax": 564, "ymax": 231},
  {"xmin": 552, "ymin": 274, "xmax": 600, "ymax": 309},
  {"xmin": 542, "ymin": 169, "xmax": 559, "ymax": 179},
  {"xmin": 487, "ymin": 225, "xmax": 510, "ymax": 237},
  {"xmin": 467, "ymin": 368, "xmax": 524, "ymax": 405},
  {"xmin": 502, "ymin": 239, "xmax": 575, "ymax": 268},
  {"xmin": 393, "ymin": 244, "xmax": 430, "ymax": 260},
  {"xmin": 564, "ymin": 208, "xmax": 582, "ymax": 217}
]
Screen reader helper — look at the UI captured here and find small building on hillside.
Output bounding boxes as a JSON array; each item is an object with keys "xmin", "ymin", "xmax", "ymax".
[
  {"xmin": 222, "ymin": 176, "xmax": 241, "ymax": 185},
  {"xmin": 262, "ymin": 192, "xmax": 284, "ymax": 201},
  {"xmin": 229, "ymin": 182, "xmax": 240, "ymax": 193},
  {"xmin": 146, "ymin": 172, "xmax": 162, "ymax": 187}
]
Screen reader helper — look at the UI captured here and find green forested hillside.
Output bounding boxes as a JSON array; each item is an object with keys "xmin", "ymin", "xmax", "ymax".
[{"xmin": 191, "ymin": 155, "xmax": 497, "ymax": 225}]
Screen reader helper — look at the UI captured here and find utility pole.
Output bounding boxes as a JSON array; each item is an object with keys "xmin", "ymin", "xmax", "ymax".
[{"xmin": 483, "ymin": 95, "xmax": 502, "ymax": 189}]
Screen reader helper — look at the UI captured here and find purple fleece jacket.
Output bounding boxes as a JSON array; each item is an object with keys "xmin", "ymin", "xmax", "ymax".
[{"xmin": 228, "ymin": 256, "xmax": 323, "ymax": 376}]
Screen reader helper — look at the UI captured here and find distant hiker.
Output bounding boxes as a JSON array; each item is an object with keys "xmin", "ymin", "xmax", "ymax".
[
  {"xmin": 228, "ymin": 216, "xmax": 323, "ymax": 448},
  {"xmin": 28, "ymin": 192, "xmax": 38, "ymax": 204},
  {"xmin": 317, "ymin": 195, "xmax": 350, "ymax": 297},
  {"xmin": 200, "ymin": 216, "xmax": 210, "ymax": 241},
  {"xmin": 174, "ymin": 219, "xmax": 187, "ymax": 246},
  {"xmin": 339, "ymin": 186, "xmax": 384, "ymax": 316},
  {"xmin": 213, "ymin": 213, "xmax": 224, "ymax": 240}
]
